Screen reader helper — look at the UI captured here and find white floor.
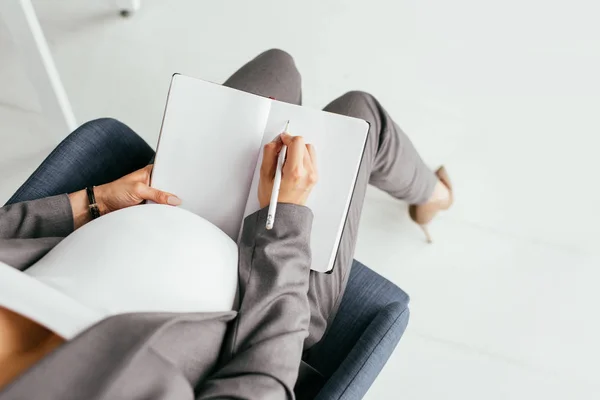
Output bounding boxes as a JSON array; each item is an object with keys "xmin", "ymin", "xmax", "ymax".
[{"xmin": 1, "ymin": 1, "xmax": 600, "ymax": 398}]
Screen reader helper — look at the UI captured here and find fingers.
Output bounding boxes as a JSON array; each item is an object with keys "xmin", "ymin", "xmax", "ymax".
[
  {"xmin": 129, "ymin": 164, "xmax": 154, "ymax": 184},
  {"xmin": 280, "ymin": 133, "xmax": 294, "ymax": 146},
  {"xmin": 137, "ymin": 184, "xmax": 181, "ymax": 206},
  {"xmin": 304, "ymin": 144, "xmax": 317, "ymax": 175},
  {"xmin": 273, "ymin": 134, "xmax": 318, "ymax": 206},
  {"xmin": 303, "ymin": 147, "xmax": 312, "ymax": 171},
  {"xmin": 306, "ymin": 144, "xmax": 317, "ymax": 166},
  {"xmin": 282, "ymin": 134, "xmax": 306, "ymax": 175},
  {"xmin": 143, "ymin": 164, "xmax": 154, "ymax": 179},
  {"xmin": 260, "ymin": 140, "xmax": 283, "ymax": 179},
  {"xmin": 281, "ymin": 133, "xmax": 317, "ymax": 178}
]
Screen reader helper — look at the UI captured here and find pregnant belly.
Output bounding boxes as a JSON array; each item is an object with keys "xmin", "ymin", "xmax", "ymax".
[{"xmin": 0, "ymin": 205, "xmax": 238, "ymax": 340}]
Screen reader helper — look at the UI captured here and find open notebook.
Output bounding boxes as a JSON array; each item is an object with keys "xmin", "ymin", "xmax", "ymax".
[{"xmin": 151, "ymin": 74, "xmax": 368, "ymax": 272}]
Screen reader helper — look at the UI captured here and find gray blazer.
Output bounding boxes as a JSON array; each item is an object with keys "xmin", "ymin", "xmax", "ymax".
[{"xmin": 0, "ymin": 195, "xmax": 313, "ymax": 400}]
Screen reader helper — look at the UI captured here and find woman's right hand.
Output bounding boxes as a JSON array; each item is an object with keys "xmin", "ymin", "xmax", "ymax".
[{"xmin": 258, "ymin": 133, "xmax": 318, "ymax": 208}]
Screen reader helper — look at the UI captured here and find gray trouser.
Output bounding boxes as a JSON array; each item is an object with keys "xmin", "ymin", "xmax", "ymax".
[{"xmin": 224, "ymin": 49, "xmax": 437, "ymax": 348}]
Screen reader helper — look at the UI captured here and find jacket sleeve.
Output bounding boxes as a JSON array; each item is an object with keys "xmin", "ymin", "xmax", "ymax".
[
  {"xmin": 196, "ymin": 203, "xmax": 313, "ymax": 400},
  {"xmin": 0, "ymin": 195, "xmax": 73, "ymax": 269}
]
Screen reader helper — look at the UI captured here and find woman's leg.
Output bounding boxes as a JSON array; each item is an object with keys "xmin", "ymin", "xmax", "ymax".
[
  {"xmin": 6, "ymin": 118, "xmax": 154, "ymax": 205},
  {"xmin": 305, "ymin": 91, "xmax": 438, "ymax": 348},
  {"xmin": 223, "ymin": 50, "xmax": 437, "ymax": 348},
  {"xmin": 223, "ymin": 49, "xmax": 302, "ymax": 105}
]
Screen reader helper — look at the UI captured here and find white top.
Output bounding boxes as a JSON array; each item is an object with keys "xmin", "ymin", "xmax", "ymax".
[{"xmin": 0, "ymin": 205, "xmax": 239, "ymax": 340}]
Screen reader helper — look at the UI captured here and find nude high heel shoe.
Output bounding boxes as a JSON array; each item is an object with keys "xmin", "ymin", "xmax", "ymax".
[{"xmin": 408, "ymin": 166, "xmax": 453, "ymax": 243}]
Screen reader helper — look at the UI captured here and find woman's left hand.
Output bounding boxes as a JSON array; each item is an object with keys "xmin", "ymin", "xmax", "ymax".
[
  {"xmin": 69, "ymin": 165, "xmax": 181, "ymax": 228},
  {"xmin": 94, "ymin": 165, "xmax": 181, "ymax": 215}
]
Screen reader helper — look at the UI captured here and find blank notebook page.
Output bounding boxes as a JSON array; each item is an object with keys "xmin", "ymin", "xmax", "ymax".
[
  {"xmin": 151, "ymin": 75, "xmax": 272, "ymax": 239},
  {"xmin": 243, "ymin": 100, "xmax": 368, "ymax": 272}
]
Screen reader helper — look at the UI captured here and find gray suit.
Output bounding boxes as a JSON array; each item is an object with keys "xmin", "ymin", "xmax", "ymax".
[
  {"xmin": 0, "ymin": 195, "xmax": 313, "ymax": 399},
  {"xmin": 0, "ymin": 49, "xmax": 436, "ymax": 399}
]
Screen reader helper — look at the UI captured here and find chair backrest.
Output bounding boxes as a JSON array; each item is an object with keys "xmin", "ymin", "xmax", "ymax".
[
  {"xmin": 314, "ymin": 302, "xmax": 409, "ymax": 399},
  {"xmin": 297, "ymin": 260, "xmax": 411, "ymax": 399}
]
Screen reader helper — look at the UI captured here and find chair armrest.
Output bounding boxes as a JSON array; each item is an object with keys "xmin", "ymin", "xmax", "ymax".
[{"xmin": 314, "ymin": 302, "xmax": 410, "ymax": 400}]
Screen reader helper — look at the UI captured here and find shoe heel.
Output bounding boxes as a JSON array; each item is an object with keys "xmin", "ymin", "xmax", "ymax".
[{"xmin": 419, "ymin": 225, "xmax": 433, "ymax": 243}]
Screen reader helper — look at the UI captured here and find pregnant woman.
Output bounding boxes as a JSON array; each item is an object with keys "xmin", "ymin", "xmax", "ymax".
[{"xmin": 0, "ymin": 49, "xmax": 452, "ymax": 399}]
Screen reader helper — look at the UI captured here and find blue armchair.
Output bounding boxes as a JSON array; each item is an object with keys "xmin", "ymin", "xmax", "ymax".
[{"xmin": 296, "ymin": 260, "xmax": 411, "ymax": 399}]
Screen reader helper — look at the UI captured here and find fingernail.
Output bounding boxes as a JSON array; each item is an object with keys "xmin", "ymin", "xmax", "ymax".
[{"xmin": 167, "ymin": 196, "xmax": 182, "ymax": 206}]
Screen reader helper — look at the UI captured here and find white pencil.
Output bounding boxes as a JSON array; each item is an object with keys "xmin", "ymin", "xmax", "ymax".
[{"xmin": 266, "ymin": 121, "xmax": 289, "ymax": 230}]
